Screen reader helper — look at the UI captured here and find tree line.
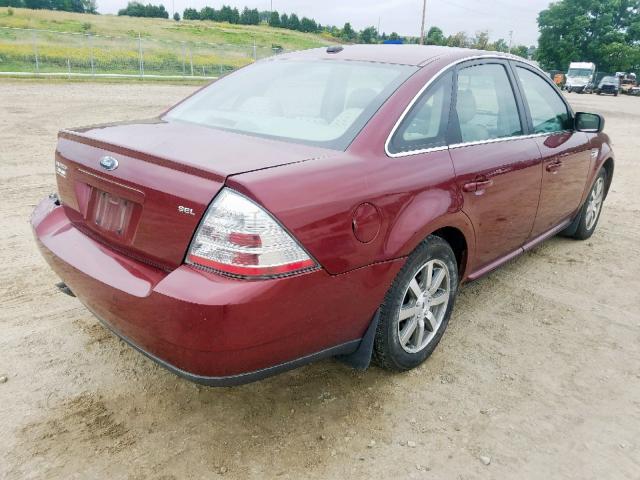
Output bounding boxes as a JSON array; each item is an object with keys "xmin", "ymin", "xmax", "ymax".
[
  {"xmin": 536, "ymin": 0, "xmax": 640, "ymax": 73},
  {"xmin": 0, "ymin": 0, "xmax": 96, "ymax": 12},
  {"xmin": 416, "ymin": 26, "xmax": 531, "ymax": 57},
  {"xmin": 176, "ymin": 5, "xmax": 531, "ymax": 57},
  {"xmin": 4, "ymin": 0, "xmax": 638, "ymax": 74},
  {"xmin": 0, "ymin": 0, "xmax": 530, "ymax": 59},
  {"xmin": 183, "ymin": 5, "xmax": 260, "ymax": 25},
  {"xmin": 118, "ymin": 1, "xmax": 168, "ymax": 18},
  {"xmin": 182, "ymin": 6, "xmax": 322, "ymax": 33}
]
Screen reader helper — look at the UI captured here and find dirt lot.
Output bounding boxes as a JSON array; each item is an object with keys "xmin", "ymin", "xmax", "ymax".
[{"xmin": 1, "ymin": 80, "xmax": 639, "ymax": 479}]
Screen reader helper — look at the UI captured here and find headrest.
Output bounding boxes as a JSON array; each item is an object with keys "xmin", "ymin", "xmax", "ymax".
[{"xmin": 457, "ymin": 90, "xmax": 477, "ymax": 125}]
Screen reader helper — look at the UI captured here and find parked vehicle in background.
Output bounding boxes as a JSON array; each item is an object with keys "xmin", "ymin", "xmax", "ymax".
[
  {"xmin": 565, "ymin": 62, "xmax": 596, "ymax": 93},
  {"xmin": 31, "ymin": 46, "xmax": 615, "ymax": 385},
  {"xmin": 619, "ymin": 73, "xmax": 637, "ymax": 95},
  {"xmin": 596, "ymin": 76, "xmax": 620, "ymax": 96},
  {"xmin": 551, "ymin": 71, "xmax": 566, "ymax": 88}
]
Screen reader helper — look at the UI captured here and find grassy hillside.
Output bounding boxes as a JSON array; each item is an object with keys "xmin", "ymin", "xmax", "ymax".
[
  {"xmin": 0, "ymin": 8, "xmax": 333, "ymax": 50},
  {"xmin": 0, "ymin": 8, "xmax": 335, "ymax": 78}
]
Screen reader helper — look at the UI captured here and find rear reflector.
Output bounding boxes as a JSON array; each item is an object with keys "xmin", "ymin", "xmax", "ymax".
[{"xmin": 186, "ymin": 188, "xmax": 317, "ymax": 278}]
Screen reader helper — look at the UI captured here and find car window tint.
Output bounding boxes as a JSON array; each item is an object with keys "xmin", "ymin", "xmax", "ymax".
[
  {"xmin": 165, "ymin": 60, "xmax": 416, "ymax": 151},
  {"xmin": 455, "ymin": 64, "xmax": 522, "ymax": 143},
  {"xmin": 389, "ymin": 71, "xmax": 453, "ymax": 154},
  {"xmin": 263, "ymin": 64, "xmax": 330, "ymax": 118},
  {"xmin": 516, "ymin": 67, "xmax": 571, "ymax": 134}
]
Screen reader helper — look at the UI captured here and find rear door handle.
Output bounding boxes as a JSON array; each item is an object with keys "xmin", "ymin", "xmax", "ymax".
[
  {"xmin": 462, "ymin": 178, "xmax": 494, "ymax": 193},
  {"xmin": 546, "ymin": 160, "xmax": 563, "ymax": 173}
]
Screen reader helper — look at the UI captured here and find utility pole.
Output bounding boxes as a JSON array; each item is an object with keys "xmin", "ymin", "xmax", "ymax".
[
  {"xmin": 419, "ymin": 0, "xmax": 427, "ymax": 45},
  {"xmin": 508, "ymin": 30, "xmax": 513, "ymax": 53}
]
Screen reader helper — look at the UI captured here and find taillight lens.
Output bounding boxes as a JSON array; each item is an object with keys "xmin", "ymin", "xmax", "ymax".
[{"xmin": 186, "ymin": 188, "xmax": 317, "ymax": 278}]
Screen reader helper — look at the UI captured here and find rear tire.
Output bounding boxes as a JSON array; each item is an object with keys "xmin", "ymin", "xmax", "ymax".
[
  {"xmin": 571, "ymin": 169, "xmax": 607, "ymax": 240},
  {"xmin": 373, "ymin": 236, "xmax": 458, "ymax": 371}
]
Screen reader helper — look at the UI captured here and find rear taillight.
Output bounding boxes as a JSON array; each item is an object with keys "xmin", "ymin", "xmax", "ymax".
[{"xmin": 186, "ymin": 188, "xmax": 317, "ymax": 278}]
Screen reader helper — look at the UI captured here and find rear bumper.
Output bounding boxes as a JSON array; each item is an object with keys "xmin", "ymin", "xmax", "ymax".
[{"xmin": 32, "ymin": 196, "xmax": 402, "ymax": 385}]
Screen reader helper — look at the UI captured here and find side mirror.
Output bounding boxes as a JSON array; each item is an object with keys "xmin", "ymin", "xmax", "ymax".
[{"xmin": 575, "ymin": 112, "xmax": 605, "ymax": 133}]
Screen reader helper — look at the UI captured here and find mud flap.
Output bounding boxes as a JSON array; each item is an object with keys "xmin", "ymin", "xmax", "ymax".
[
  {"xmin": 336, "ymin": 309, "xmax": 380, "ymax": 370},
  {"xmin": 560, "ymin": 199, "xmax": 586, "ymax": 237}
]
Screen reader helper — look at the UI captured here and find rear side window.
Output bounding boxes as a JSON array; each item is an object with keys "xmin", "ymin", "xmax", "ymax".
[
  {"xmin": 454, "ymin": 64, "xmax": 523, "ymax": 143},
  {"xmin": 388, "ymin": 71, "xmax": 453, "ymax": 154},
  {"xmin": 515, "ymin": 67, "xmax": 571, "ymax": 134}
]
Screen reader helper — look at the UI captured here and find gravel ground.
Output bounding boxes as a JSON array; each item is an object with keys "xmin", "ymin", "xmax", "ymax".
[{"xmin": 1, "ymin": 81, "xmax": 639, "ymax": 479}]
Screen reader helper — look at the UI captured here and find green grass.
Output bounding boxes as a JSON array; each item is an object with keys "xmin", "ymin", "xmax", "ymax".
[
  {"xmin": 0, "ymin": 8, "xmax": 334, "ymax": 78},
  {"xmin": 0, "ymin": 8, "xmax": 331, "ymax": 49}
]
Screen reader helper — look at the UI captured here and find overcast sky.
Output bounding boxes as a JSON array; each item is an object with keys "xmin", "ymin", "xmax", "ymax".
[{"xmin": 96, "ymin": 0, "xmax": 553, "ymax": 46}]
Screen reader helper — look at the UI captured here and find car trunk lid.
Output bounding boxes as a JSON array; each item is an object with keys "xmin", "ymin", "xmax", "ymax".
[{"xmin": 54, "ymin": 119, "xmax": 332, "ymax": 270}]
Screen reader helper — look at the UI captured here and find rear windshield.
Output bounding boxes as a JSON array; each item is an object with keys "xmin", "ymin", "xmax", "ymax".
[{"xmin": 165, "ymin": 59, "xmax": 417, "ymax": 150}]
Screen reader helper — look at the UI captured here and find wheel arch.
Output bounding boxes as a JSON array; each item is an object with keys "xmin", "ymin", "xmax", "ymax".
[
  {"xmin": 431, "ymin": 226, "xmax": 469, "ymax": 280},
  {"xmin": 385, "ymin": 207, "xmax": 476, "ymax": 282},
  {"xmin": 579, "ymin": 136, "xmax": 614, "ymax": 209}
]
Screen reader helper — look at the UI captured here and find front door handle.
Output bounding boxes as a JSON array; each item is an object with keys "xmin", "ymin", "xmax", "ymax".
[
  {"xmin": 463, "ymin": 177, "xmax": 494, "ymax": 193},
  {"xmin": 546, "ymin": 160, "xmax": 563, "ymax": 173}
]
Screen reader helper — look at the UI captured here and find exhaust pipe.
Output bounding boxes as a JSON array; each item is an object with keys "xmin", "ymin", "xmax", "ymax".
[{"xmin": 55, "ymin": 282, "xmax": 76, "ymax": 297}]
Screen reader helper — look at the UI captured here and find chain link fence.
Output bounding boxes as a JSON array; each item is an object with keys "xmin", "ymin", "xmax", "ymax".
[{"xmin": 0, "ymin": 26, "xmax": 283, "ymax": 79}]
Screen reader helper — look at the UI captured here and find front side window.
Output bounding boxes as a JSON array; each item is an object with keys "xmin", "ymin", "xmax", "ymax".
[
  {"xmin": 516, "ymin": 67, "xmax": 571, "ymax": 134},
  {"xmin": 454, "ymin": 64, "xmax": 523, "ymax": 143},
  {"xmin": 165, "ymin": 59, "xmax": 416, "ymax": 150},
  {"xmin": 388, "ymin": 71, "xmax": 453, "ymax": 154}
]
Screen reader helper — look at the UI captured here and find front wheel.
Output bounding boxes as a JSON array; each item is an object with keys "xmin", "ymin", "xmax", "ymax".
[
  {"xmin": 373, "ymin": 236, "xmax": 458, "ymax": 371},
  {"xmin": 571, "ymin": 169, "xmax": 607, "ymax": 240}
]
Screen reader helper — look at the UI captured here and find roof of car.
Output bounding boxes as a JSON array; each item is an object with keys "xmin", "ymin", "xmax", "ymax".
[{"xmin": 274, "ymin": 44, "xmax": 520, "ymax": 67}]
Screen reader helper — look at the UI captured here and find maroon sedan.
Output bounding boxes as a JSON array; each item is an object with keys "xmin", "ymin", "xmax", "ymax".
[{"xmin": 32, "ymin": 46, "xmax": 613, "ymax": 385}]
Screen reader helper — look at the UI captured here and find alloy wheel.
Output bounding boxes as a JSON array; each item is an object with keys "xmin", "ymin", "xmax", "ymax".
[
  {"xmin": 585, "ymin": 176, "xmax": 605, "ymax": 231},
  {"xmin": 397, "ymin": 259, "xmax": 451, "ymax": 354}
]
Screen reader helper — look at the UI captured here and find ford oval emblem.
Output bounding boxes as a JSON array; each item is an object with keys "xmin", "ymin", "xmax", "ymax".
[{"xmin": 99, "ymin": 155, "xmax": 118, "ymax": 171}]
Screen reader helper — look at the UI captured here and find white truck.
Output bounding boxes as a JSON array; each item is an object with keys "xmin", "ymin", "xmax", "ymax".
[{"xmin": 565, "ymin": 62, "xmax": 597, "ymax": 93}]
